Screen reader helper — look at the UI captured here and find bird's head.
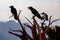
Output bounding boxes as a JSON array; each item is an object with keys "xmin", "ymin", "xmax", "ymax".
[
  {"xmin": 41, "ymin": 12, "xmax": 48, "ymax": 20},
  {"xmin": 9, "ymin": 5, "xmax": 14, "ymax": 8},
  {"xmin": 41, "ymin": 12, "xmax": 45, "ymax": 14},
  {"xmin": 41, "ymin": 12, "xmax": 46, "ymax": 19},
  {"xmin": 28, "ymin": 6, "xmax": 33, "ymax": 9}
]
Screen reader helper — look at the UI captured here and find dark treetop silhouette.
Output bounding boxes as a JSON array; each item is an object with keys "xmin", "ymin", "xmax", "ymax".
[
  {"xmin": 28, "ymin": 6, "xmax": 44, "ymax": 20},
  {"xmin": 9, "ymin": 6, "xmax": 18, "ymax": 20}
]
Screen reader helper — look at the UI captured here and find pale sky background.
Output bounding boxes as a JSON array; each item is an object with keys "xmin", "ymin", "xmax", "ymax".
[{"xmin": 0, "ymin": 0, "xmax": 60, "ymax": 21}]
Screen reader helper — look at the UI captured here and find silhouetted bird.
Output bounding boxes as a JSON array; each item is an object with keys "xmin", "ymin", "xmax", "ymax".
[
  {"xmin": 41, "ymin": 12, "xmax": 48, "ymax": 20},
  {"xmin": 9, "ymin": 6, "xmax": 17, "ymax": 20},
  {"xmin": 28, "ymin": 6, "xmax": 44, "ymax": 20}
]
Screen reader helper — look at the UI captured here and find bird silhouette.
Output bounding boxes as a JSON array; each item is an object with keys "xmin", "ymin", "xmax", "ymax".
[
  {"xmin": 28, "ymin": 6, "xmax": 44, "ymax": 20},
  {"xmin": 9, "ymin": 5, "xmax": 18, "ymax": 20},
  {"xmin": 41, "ymin": 12, "xmax": 48, "ymax": 20}
]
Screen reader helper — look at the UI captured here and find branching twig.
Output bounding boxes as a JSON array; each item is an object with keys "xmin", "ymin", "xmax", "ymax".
[
  {"xmin": 9, "ymin": 28, "xmax": 23, "ymax": 33},
  {"xmin": 25, "ymin": 17, "xmax": 33, "ymax": 25},
  {"xmin": 23, "ymin": 23, "xmax": 32, "ymax": 30},
  {"xmin": 18, "ymin": 10, "xmax": 22, "ymax": 17},
  {"xmin": 9, "ymin": 31, "xmax": 23, "ymax": 39},
  {"xmin": 44, "ymin": 15, "xmax": 52, "ymax": 34},
  {"xmin": 50, "ymin": 18, "xmax": 60, "ymax": 25}
]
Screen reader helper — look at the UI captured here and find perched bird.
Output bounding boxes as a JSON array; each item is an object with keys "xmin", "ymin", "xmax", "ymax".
[
  {"xmin": 41, "ymin": 12, "xmax": 48, "ymax": 20},
  {"xmin": 28, "ymin": 6, "xmax": 44, "ymax": 20},
  {"xmin": 9, "ymin": 5, "xmax": 17, "ymax": 20}
]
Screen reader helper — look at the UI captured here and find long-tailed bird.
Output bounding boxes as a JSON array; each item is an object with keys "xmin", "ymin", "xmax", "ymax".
[
  {"xmin": 28, "ymin": 6, "xmax": 44, "ymax": 20},
  {"xmin": 9, "ymin": 5, "xmax": 17, "ymax": 20},
  {"xmin": 41, "ymin": 12, "xmax": 48, "ymax": 20}
]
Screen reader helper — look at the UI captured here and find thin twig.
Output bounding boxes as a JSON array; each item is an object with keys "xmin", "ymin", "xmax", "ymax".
[
  {"xmin": 18, "ymin": 10, "xmax": 22, "ymax": 17},
  {"xmin": 24, "ymin": 23, "xmax": 32, "ymax": 29},
  {"xmin": 50, "ymin": 18, "xmax": 60, "ymax": 25},
  {"xmin": 25, "ymin": 17, "xmax": 33, "ymax": 25}
]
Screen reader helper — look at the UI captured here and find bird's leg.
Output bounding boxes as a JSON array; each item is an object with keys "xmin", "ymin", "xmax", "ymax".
[
  {"xmin": 14, "ymin": 10, "xmax": 22, "ymax": 20},
  {"xmin": 31, "ymin": 15, "xmax": 35, "ymax": 19},
  {"xmin": 9, "ymin": 15, "xmax": 14, "ymax": 18}
]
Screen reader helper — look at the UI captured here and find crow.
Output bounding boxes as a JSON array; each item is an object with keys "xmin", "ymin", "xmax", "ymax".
[
  {"xmin": 41, "ymin": 12, "xmax": 48, "ymax": 20},
  {"xmin": 9, "ymin": 5, "xmax": 17, "ymax": 20},
  {"xmin": 28, "ymin": 6, "xmax": 44, "ymax": 20}
]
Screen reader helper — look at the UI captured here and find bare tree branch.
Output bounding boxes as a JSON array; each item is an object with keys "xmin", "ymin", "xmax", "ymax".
[
  {"xmin": 18, "ymin": 10, "xmax": 22, "ymax": 17},
  {"xmin": 23, "ymin": 23, "xmax": 32, "ymax": 29},
  {"xmin": 25, "ymin": 17, "xmax": 33, "ymax": 25},
  {"xmin": 50, "ymin": 18, "xmax": 60, "ymax": 25}
]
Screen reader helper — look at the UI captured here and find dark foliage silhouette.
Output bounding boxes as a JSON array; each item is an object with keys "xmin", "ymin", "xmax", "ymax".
[
  {"xmin": 46, "ymin": 28, "xmax": 55, "ymax": 40},
  {"xmin": 55, "ymin": 26, "xmax": 60, "ymax": 40}
]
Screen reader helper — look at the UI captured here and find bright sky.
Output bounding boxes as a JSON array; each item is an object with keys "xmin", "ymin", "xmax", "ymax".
[{"xmin": 0, "ymin": 0, "xmax": 60, "ymax": 21}]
